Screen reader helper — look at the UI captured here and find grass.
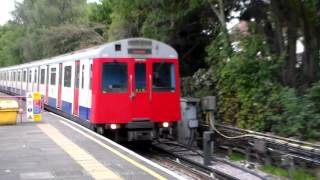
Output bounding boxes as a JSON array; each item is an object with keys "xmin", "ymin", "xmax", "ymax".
[
  {"xmin": 260, "ymin": 165, "xmax": 316, "ymax": 180},
  {"xmin": 228, "ymin": 152, "xmax": 246, "ymax": 161}
]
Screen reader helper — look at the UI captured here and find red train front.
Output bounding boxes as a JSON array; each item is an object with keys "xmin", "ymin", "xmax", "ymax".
[
  {"xmin": 91, "ymin": 38, "xmax": 181, "ymax": 141},
  {"xmin": 0, "ymin": 38, "xmax": 181, "ymax": 141}
]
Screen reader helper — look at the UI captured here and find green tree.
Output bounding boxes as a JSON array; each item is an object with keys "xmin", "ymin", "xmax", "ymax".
[
  {"xmin": 13, "ymin": 0, "xmax": 88, "ymax": 28},
  {"xmin": 0, "ymin": 23, "xmax": 24, "ymax": 66}
]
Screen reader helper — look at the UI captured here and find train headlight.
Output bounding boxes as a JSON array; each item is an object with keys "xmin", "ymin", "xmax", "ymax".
[
  {"xmin": 110, "ymin": 124, "xmax": 117, "ymax": 130},
  {"xmin": 162, "ymin": 122, "xmax": 169, "ymax": 128}
]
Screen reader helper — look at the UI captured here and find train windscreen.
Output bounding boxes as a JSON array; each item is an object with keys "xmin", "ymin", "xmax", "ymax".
[
  {"xmin": 102, "ymin": 62, "xmax": 128, "ymax": 93},
  {"xmin": 135, "ymin": 63, "xmax": 146, "ymax": 92},
  {"xmin": 152, "ymin": 63, "xmax": 175, "ymax": 92}
]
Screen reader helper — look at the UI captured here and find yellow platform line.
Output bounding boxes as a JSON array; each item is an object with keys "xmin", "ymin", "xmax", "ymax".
[
  {"xmin": 37, "ymin": 124, "xmax": 122, "ymax": 180},
  {"xmin": 59, "ymin": 120, "xmax": 168, "ymax": 180}
]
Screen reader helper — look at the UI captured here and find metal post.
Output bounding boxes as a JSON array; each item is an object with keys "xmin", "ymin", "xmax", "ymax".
[
  {"xmin": 203, "ymin": 131, "xmax": 214, "ymax": 166},
  {"xmin": 209, "ymin": 111, "xmax": 215, "ymax": 154},
  {"xmin": 281, "ymin": 155, "xmax": 294, "ymax": 180},
  {"xmin": 288, "ymin": 156, "xmax": 294, "ymax": 180},
  {"xmin": 245, "ymin": 146, "xmax": 251, "ymax": 162}
]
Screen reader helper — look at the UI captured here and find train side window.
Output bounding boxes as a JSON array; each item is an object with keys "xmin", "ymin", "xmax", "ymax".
[
  {"xmin": 50, "ymin": 68, "xmax": 56, "ymax": 85},
  {"xmin": 23, "ymin": 71, "xmax": 26, "ymax": 82},
  {"xmin": 152, "ymin": 63, "xmax": 175, "ymax": 92},
  {"xmin": 89, "ymin": 64, "xmax": 92, "ymax": 90},
  {"xmin": 81, "ymin": 64, "xmax": 85, "ymax": 89},
  {"xmin": 102, "ymin": 62, "xmax": 128, "ymax": 93},
  {"xmin": 75, "ymin": 63, "xmax": 80, "ymax": 88},
  {"xmin": 64, "ymin": 66, "xmax": 72, "ymax": 87},
  {"xmin": 29, "ymin": 70, "xmax": 32, "ymax": 83},
  {"xmin": 34, "ymin": 70, "xmax": 37, "ymax": 83},
  {"xmin": 40, "ymin": 69, "xmax": 45, "ymax": 84}
]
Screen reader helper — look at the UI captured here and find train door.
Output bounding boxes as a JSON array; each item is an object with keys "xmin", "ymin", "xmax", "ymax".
[
  {"xmin": 39, "ymin": 67, "xmax": 46, "ymax": 98},
  {"xmin": 20, "ymin": 70, "xmax": 22, "ymax": 95},
  {"xmin": 57, "ymin": 63, "xmax": 62, "ymax": 109},
  {"xmin": 149, "ymin": 59, "xmax": 181, "ymax": 121},
  {"xmin": 45, "ymin": 65, "xmax": 49, "ymax": 104},
  {"xmin": 37, "ymin": 67, "xmax": 40, "ymax": 91},
  {"xmin": 26, "ymin": 69, "xmax": 29, "ymax": 92},
  {"xmin": 34, "ymin": 68, "xmax": 38, "ymax": 92},
  {"xmin": 30, "ymin": 69, "xmax": 34, "ymax": 92},
  {"xmin": 61, "ymin": 62, "xmax": 73, "ymax": 114},
  {"xmin": 92, "ymin": 59, "xmax": 131, "ymax": 123},
  {"xmin": 48, "ymin": 64, "xmax": 59, "ymax": 107},
  {"xmin": 73, "ymin": 60, "xmax": 80, "ymax": 116},
  {"xmin": 22, "ymin": 69, "xmax": 27, "ymax": 95},
  {"xmin": 131, "ymin": 61, "xmax": 150, "ymax": 119},
  {"xmin": 78, "ymin": 59, "xmax": 91, "ymax": 120},
  {"xmin": 13, "ymin": 71, "xmax": 15, "ymax": 92}
]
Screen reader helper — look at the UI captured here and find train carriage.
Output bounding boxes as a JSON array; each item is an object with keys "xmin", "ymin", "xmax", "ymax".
[{"xmin": 0, "ymin": 38, "xmax": 181, "ymax": 141}]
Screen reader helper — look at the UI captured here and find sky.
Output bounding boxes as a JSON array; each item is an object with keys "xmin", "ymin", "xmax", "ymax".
[
  {"xmin": 0, "ymin": 0, "xmax": 99, "ymax": 25},
  {"xmin": 0, "ymin": 0, "xmax": 23, "ymax": 25}
]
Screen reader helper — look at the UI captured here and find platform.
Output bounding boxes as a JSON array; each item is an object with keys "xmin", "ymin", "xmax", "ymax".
[{"xmin": 0, "ymin": 112, "xmax": 183, "ymax": 180}]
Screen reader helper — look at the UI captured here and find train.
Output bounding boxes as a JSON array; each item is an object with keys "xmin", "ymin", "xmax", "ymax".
[{"xmin": 0, "ymin": 38, "xmax": 181, "ymax": 141}]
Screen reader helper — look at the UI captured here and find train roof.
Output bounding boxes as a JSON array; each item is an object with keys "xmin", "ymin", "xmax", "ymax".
[{"xmin": 0, "ymin": 37, "xmax": 178, "ymax": 71}]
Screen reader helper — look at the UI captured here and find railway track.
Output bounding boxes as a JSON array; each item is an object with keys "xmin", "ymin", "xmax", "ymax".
[
  {"xmin": 150, "ymin": 144, "xmax": 238, "ymax": 180},
  {"xmin": 215, "ymin": 124, "xmax": 320, "ymax": 165},
  {"xmin": 149, "ymin": 141, "xmax": 271, "ymax": 180}
]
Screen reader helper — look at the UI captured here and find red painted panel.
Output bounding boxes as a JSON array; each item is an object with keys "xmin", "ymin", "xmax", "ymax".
[
  {"xmin": 149, "ymin": 58, "xmax": 181, "ymax": 122},
  {"xmin": 73, "ymin": 88, "xmax": 79, "ymax": 115},
  {"xmin": 132, "ymin": 61, "xmax": 150, "ymax": 119},
  {"xmin": 73, "ymin": 61, "xmax": 80, "ymax": 116},
  {"xmin": 90, "ymin": 57, "xmax": 181, "ymax": 125},
  {"xmin": 57, "ymin": 63, "xmax": 62, "ymax": 109},
  {"xmin": 91, "ymin": 58, "xmax": 131, "ymax": 124}
]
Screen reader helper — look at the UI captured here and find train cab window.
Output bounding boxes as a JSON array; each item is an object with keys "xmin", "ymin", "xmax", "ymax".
[
  {"xmin": 64, "ymin": 66, "xmax": 72, "ymax": 87},
  {"xmin": 40, "ymin": 69, "xmax": 45, "ymax": 84},
  {"xmin": 152, "ymin": 63, "xmax": 175, "ymax": 92},
  {"xmin": 135, "ymin": 63, "xmax": 146, "ymax": 91},
  {"xmin": 50, "ymin": 68, "xmax": 56, "ymax": 85},
  {"xmin": 102, "ymin": 62, "xmax": 127, "ymax": 93}
]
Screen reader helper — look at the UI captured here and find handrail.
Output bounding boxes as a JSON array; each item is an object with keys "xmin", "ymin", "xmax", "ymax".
[
  {"xmin": 149, "ymin": 75, "xmax": 152, "ymax": 101},
  {"xmin": 129, "ymin": 75, "xmax": 135, "ymax": 100}
]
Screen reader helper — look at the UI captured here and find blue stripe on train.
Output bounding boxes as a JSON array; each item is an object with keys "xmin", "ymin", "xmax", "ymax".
[
  {"xmin": 62, "ymin": 101, "xmax": 72, "ymax": 114},
  {"xmin": 79, "ymin": 106, "xmax": 91, "ymax": 121},
  {"xmin": 48, "ymin": 97, "xmax": 56, "ymax": 107},
  {"xmin": 42, "ymin": 96, "xmax": 91, "ymax": 121}
]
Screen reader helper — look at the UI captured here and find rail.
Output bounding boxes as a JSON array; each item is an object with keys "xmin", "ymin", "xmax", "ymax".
[{"xmin": 215, "ymin": 124, "xmax": 320, "ymax": 165}]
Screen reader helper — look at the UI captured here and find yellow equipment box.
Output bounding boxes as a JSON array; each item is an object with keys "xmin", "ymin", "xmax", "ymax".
[{"xmin": 0, "ymin": 100, "xmax": 19, "ymax": 125}]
